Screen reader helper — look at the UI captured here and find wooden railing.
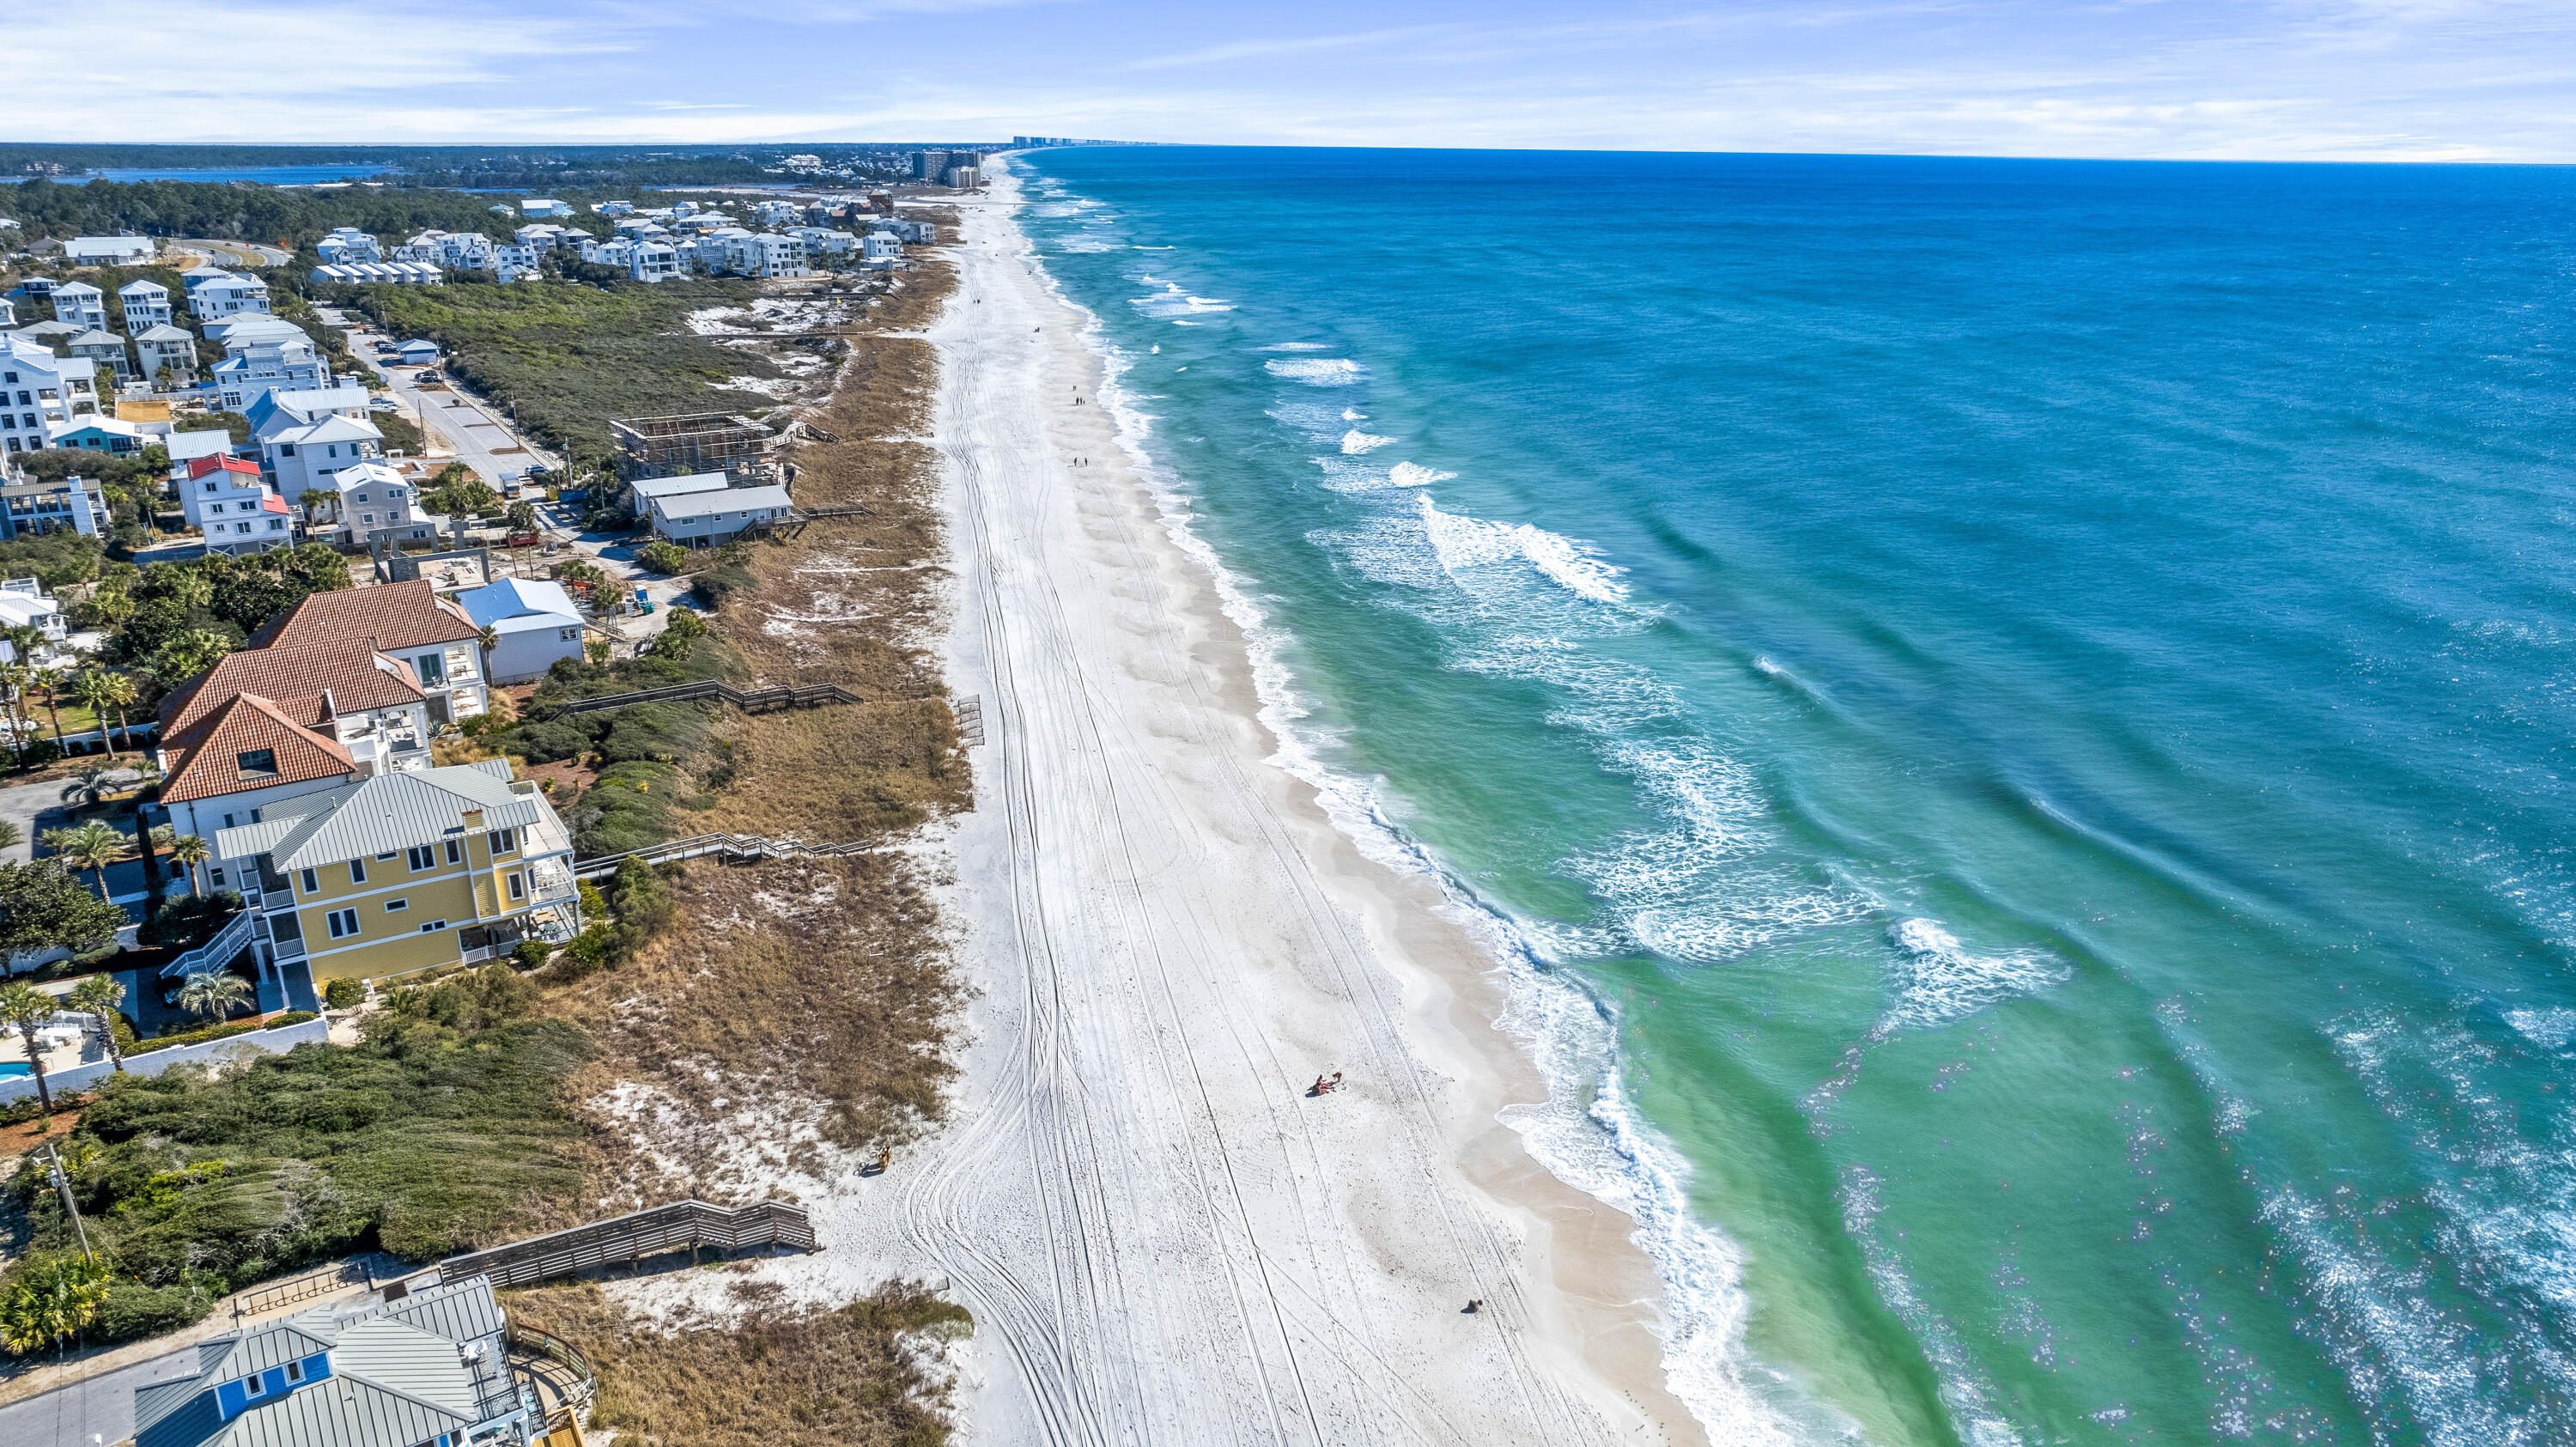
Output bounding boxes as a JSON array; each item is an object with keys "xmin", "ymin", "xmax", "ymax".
[
  {"xmin": 538, "ymin": 680, "xmax": 859, "ymax": 719},
  {"xmin": 228, "ymin": 1255, "xmax": 382, "ymax": 1319},
  {"xmin": 574, "ymin": 830, "xmax": 868, "ymax": 879},
  {"xmin": 507, "ymin": 1321, "xmax": 599, "ymax": 1415},
  {"xmin": 438, "ymin": 1198, "xmax": 817, "ymax": 1289}
]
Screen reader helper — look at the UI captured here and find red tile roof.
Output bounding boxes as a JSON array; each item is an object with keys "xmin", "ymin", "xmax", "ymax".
[
  {"xmin": 160, "ymin": 692, "xmax": 355, "ymax": 805},
  {"xmin": 186, "ymin": 454, "xmax": 260, "ymax": 480},
  {"xmin": 251, "ymin": 578, "xmax": 480, "ymax": 653},
  {"xmin": 159, "ymin": 635, "xmax": 425, "ymax": 736}
]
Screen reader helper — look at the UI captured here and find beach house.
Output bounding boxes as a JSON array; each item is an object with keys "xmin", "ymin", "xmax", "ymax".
[
  {"xmin": 134, "ymin": 322, "xmax": 199, "ymax": 386},
  {"xmin": 255, "ymin": 576, "xmax": 489, "ymax": 723},
  {"xmin": 520, "ymin": 198, "xmax": 573, "ymax": 218},
  {"xmin": 118, "ymin": 278, "xmax": 173, "ymax": 331},
  {"xmin": 0, "ymin": 474, "xmax": 104, "ymax": 538},
  {"xmin": 44, "ymin": 415, "xmax": 150, "ymax": 455},
  {"xmin": 454, "ymin": 577, "xmax": 586, "ymax": 683},
  {"xmin": 649, "ymin": 481, "xmax": 795, "ymax": 544},
  {"xmin": 314, "ymin": 227, "xmax": 382, "ymax": 264},
  {"xmin": 179, "ymin": 453, "xmax": 294, "ymax": 552},
  {"xmin": 157, "ymin": 638, "xmax": 439, "ymax": 845},
  {"xmin": 187, "ymin": 271, "xmax": 272, "ymax": 320},
  {"xmin": 622, "ymin": 468, "xmax": 730, "ymax": 514},
  {"xmin": 0, "ymin": 331, "xmax": 100, "ymax": 454},
  {"xmin": 47, "ymin": 280, "xmax": 107, "ymax": 330},
  {"xmin": 211, "ymin": 759, "xmax": 580, "ymax": 983},
  {"xmin": 61, "ymin": 326, "xmax": 134, "ymax": 383},
  {"xmin": 325, "ymin": 458, "xmax": 436, "ymax": 542},
  {"xmin": 129, "ymin": 1274, "xmax": 539, "ymax": 1447},
  {"xmin": 63, "ymin": 234, "xmax": 153, "ymax": 265},
  {"xmin": 213, "ymin": 336, "xmax": 330, "ymax": 410},
  {"xmin": 258, "ymin": 406, "xmax": 386, "ymax": 501}
]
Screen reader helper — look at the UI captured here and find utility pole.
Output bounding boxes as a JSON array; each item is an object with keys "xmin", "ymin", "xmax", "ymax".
[{"xmin": 43, "ymin": 1142, "xmax": 92, "ymax": 1260}]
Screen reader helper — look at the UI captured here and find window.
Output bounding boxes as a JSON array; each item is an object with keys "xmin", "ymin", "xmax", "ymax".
[
  {"xmin": 406, "ymin": 845, "xmax": 434, "ymax": 871},
  {"xmin": 348, "ymin": 859, "xmax": 367, "ymax": 885},
  {"xmin": 299, "ymin": 867, "xmax": 318, "ymax": 894},
  {"xmin": 384, "ymin": 898, "xmax": 408, "ymax": 913},
  {"xmin": 418, "ymin": 919, "xmax": 449, "ymax": 933},
  {"xmin": 236, "ymin": 748, "xmax": 276, "ymax": 775},
  {"xmin": 507, "ymin": 872, "xmax": 525, "ymax": 901},
  {"xmin": 283, "ymin": 1361, "xmax": 303, "ymax": 1384},
  {"xmin": 210, "ymin": 866, "xmax": 227, "ymax": 886},
  {"xmin": 279, "ymin": 444, "xmax": 295, "ymax": 456},
  {"xmin": 445, "ymin": 839, "xmax": 462, "ymax": 864},
  {"xmin": 375, "ymin": 851, "xmax": 398, "ymax": 860},
  {"xmin": 416, "ymin": 652, "xmax": 445, "ymax": 685},
  {"xmin": 270, "ymin": 520, "xmax": 285, "ymax": 531},
  {"xmin": 243, "ymin": 1374, "xmax": 265, "ymax": 1399},
  {"xmin": 221, "ymin": 812, "xmax": 236, "ymax": 830},
  {"xmin": 326, "ymin": 908, "xmax": 359, "ymax": 938},
  {"xmin": 489, "ymin": 828, "xmax": 518, "ymax": 854},
  {"xmin": 560, "ymin": 627, "xmax": 580, "ymax": 641}
]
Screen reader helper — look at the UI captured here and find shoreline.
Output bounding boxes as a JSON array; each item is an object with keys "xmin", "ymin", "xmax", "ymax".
[{"xmin": 909, "ymin": 168, "xmax": 1707, "ymax": 1442}]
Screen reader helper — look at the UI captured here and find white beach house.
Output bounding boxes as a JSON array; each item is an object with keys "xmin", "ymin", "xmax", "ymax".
[
  {"xmin": 454, "ymin": 577, "xmax": 586, "ymax": 683},
  {"xmin": 47, "ymin": 281, "xmax": 107, "ymax": 330},
  {"xmin": 649, "ymin": 483, "xmax": 794, "ymax": 544},
  {"xmin": 118, "ymin": 279, "xmax": 173, "ymax": 331}
]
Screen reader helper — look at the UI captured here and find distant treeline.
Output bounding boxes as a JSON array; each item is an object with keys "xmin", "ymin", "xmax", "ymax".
[
  {"xmin": 0, "ymin": 143, "xmax": 940, "ymax": 189},
  {"xmin": 1, "ymin": 179, "xmax": 571, "ymax": 248}
]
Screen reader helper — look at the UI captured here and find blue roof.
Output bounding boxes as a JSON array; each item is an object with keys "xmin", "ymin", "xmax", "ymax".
[{"xmin": 456, "ymin": 577, "xmax": 580, "ymax": 632}]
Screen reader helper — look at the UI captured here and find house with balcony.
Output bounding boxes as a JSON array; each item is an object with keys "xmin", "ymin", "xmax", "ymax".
[
  {"xmin": 315, "ymin": 227, "xmax": 383, "ymax": 264},
  {"xmin": 212, "ymin": 337, "xmax": 329, "ymax": 411},
  {"xmin": 259, "ymin": 411, "xmax": 386, "ymax": 500},
  {"xmin": 0, "ymin": 331, "xmax": 97, "ymax": 455},
  {"xmin": 47, "ymin": 280, "xmax": 108, "ymax": 330},
  {"xmin": 178, "ymin": 453, "xmax": 295, "ymax": 552},
  {"xmin": 132, "ymin": 1273, "xmax": 540, "ymax": 1447},
  {"xmin": 253, "ymin": 576, "xmax": 489, "ymax": 723},
  {"xmin": 320, "ymin": 458, "xmax": 435, "ymax": 542},
  {"xmin": 213, "ymin": 757, "xmax": 580, "ymax": 985},
  {"xmin": 188, "ymin": 271, "xmax": 272, "ymax": 320},
  {"xmin": 63, "ymin": 326, "xmax": 135, "ymax": 384},
  {"xmin": 119, "ymin": 278, "xmax": 173, "ymax": 331},
  {"xmin": 0, "ymin": 475, "xmax": 104, "ymax": 538},
  {"xmin": 134, "ymin": 322, "xmax": 198, "ymax": 386}
]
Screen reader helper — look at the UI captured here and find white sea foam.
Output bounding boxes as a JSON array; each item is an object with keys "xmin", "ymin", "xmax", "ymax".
[
  {"xmin": 1261, "ymin": 342, "xmax": 1333, "ymax": 351},
  {"xmin": 1386, "ymin": 459, "xmax": 1449, "ymax": 486},
  {"xmin": 1056, "ymin": 235, "xmax": 1121, "ymax": 253},
  {"xmin": 1265, "ymin": 357, "xmax": 1367, "ymax": 385},
  {"xmin": 2506, "ymin": 1006, "xmax": 2576, "ymax": 1050},
  {"xmin": 1881, "ymin": 919, "xmax": 2069, "ymax": 1030},
  {"xmin": 1340, "ymin": 429, "xmax": 1395, "ymax": 454},
  {"xmin": 1131, "ymin": 281, "xmax": 1234, "ymax": 320},
  {"xmin": 1419, "ymin": 495, "xmax": 1631, "ymax": 604},
  {"xmin": 1020, "ymin": 169, "xmax": 1838, "ymax": 1444}
]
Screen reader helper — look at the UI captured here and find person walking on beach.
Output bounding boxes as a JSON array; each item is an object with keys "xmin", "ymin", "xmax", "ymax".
[{"xmin": 876, "ymin": 1146, "xmax": 892, "ymax": 1174}]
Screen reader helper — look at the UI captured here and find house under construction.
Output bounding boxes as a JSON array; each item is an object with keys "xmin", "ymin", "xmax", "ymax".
[{"xmin": 610, "ymin": 412, "xmax": 775, "ymax": 482}]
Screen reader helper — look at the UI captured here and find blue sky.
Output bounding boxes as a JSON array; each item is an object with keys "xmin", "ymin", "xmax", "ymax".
[{"xmin": 23, "ymin": 0, "xmax": 2576, "ymax": 160}]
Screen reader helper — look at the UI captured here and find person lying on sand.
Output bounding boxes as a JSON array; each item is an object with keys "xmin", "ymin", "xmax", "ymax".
[{"xmin": 1308, "ymin": 1071, "xmax": 1345, "ymax": 1097}]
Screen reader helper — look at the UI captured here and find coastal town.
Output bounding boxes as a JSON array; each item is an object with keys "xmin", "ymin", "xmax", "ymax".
[{"xmin": 0, "ymin": 149, "xmax": 998, "ymax": 1447}]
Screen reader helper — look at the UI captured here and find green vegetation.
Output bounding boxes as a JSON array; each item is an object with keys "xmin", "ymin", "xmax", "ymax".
[
  {"xmin": 635, "ymin": 540, "xmax": 690, "ymax": 575},
  {"xmin": 0, "ymin": 859, "xmax": 129, "ymax": 958},
  {"xmin": 2, "ymin": 179, "xmax": 530, "ymax": 250},
  {"xmin": 1, "ymin": 966, "xmax": 591, "ymax": 1352},
  {"xmin": 323, "ymin": 976, "xmax": 362, "ymax": 1011},
  {"xmin": 82, "ymin": 544, "xmax": 353, "ymax": 671},
  {"xmin": 350, "ymin": 278, "xmax": 781, "ymax": 471}
]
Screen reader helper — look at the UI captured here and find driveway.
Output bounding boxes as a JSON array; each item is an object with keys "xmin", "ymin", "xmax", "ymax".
[{"xmin": 313, "ymin": 307, "xmax": 562, "ymax": 487}]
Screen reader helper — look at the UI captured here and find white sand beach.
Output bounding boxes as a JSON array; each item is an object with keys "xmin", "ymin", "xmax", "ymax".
[{"xmin": 850, "ymin": 173, "xmax": 1709, "ymax": 1444}]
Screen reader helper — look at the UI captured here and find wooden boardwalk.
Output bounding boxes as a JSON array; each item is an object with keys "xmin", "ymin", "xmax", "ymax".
[{"xmin": 438, "ymin": 1198, "xmax": 818, "ymax": 1289}]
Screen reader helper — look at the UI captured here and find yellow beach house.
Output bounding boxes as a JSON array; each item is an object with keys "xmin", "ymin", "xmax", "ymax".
[{"xmin": 211, "ymin": 760, "xmax": 582, "ymax": 987}]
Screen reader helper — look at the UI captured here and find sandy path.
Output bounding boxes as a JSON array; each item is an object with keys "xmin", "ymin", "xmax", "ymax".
[{"xmin": 860, "ymin": 177, "xmax": 1700, "ymax": 1444}]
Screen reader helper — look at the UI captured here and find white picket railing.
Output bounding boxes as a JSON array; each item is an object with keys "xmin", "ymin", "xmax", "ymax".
[{"xmin": 158, "ymin": 909, "xmax": 255, "ymax": 979}]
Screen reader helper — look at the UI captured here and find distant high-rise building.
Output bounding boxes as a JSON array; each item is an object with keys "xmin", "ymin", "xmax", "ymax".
[{"xmin": 912, "ymin": 150, "xmax": 951, "ymax": 181}]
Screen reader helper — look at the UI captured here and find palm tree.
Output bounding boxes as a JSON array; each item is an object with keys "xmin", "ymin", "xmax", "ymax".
[
  {"xmin": 65, "ymin": 975, "xmax": 126, "ymax": 1073},
  {"xmin": 68, "ymin": 672, "xmax": 127, "ymax": 758},
  {"xmin": 96, "ymin": 673, "xmax": 137, "ymax": 757},
  {"xmin": 57, "ymin": 761, "xmax": 118, "ymax": 814},
  {"xmin": 167, "ymin": 833, "xmax": 208, "ymax": 895},
  {"xmin": 0, "ymin": 821, "xmax": 22, "ymax": 856},
  {"xmin": 45, "ymin": 820, "xmax": 125, "ymax": 903},
  {"xmin": 505, "ymin": 500, "xmax": 538, "ymax": 532},
  {"xmin": 421, "ymin": 469, "xmax": 498, "ymax": 550},
  {"xmin": 148, "ymin": 630, "xmax": 232, "ymax": 684},
  {"xmin": 0, "ymin": 980, "xmax": 65, "ymax": 1113},
  {"xmin": 177, "ymin": 970, "xmax": 252, "ymax": 1025},
  {"xmin": 31, "ymin": 667, "xmax": 66, "ymax": 745},
  {"xmin": 0, "ymin": 664, "xmax": 29, "ymax": 766},
  {"xmin": 299, "ymin": 488, "xmax": 342, "ymax": 526}
]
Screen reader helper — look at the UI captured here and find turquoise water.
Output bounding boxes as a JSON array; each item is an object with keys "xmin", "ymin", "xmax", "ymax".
[{"xmin": 1014, "ymin": 149, "xmax": 2576, "ymax": 1446}]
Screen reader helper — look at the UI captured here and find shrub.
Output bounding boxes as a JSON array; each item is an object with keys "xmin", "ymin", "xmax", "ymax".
[
  {"xmin": 126, "ymin": 1019, "xmax": 260, "ymax": 1055},
  {"xmin": 94, "ymin": 1278, "xmax": 214, "ymax": 1343},
  {"xmin": 561, "ymin": 924, "xmax": 619, "ymax": 974},
  {"xmin": 15, "ymin": 739, "xmax": 62, "ymax": 769},
  {"xmin": 690, "ymin": 562, "xmax": 755, "ymax": 609},
  {"xmin": 322, "ymin": 976, "xmax": 362, "ymax": 1011},
  {"xmin": 264, "ymin": 1011, "xmax": 319, "ymax": 1029},
  {"xmin": 635, "ymin": 540, "xmax": 690, "ymax": 575},
  {"xmin": 512, "ymin": 940, "xmax": 550, "ymax": 970}
]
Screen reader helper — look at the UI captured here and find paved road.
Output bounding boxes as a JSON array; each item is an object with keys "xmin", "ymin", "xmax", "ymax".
[
  {"xmin": 0, "ymin": 1347, "xmax": 198, "ymax": 1447},
  {"xmin": 313, "ymin": 307, "xmax": 562, "ymax": 486},
  {"xmin": 166, "ymin": 237, "xmax": 291, "ymax": 268}
]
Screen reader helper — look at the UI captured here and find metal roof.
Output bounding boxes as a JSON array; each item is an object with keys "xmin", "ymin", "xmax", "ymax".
[
  {"xmin": 132, "ymin": 1274, "xmax": 513, "ymax": 1447},
  {"xmin": 629, "ymin": 471, "xmax": 731, "ymax": 502},
  {"xmin": 216, "ymin": 759, "xmax": 547, "ymax": 870},
  {"xmin": 653, "ymin": 483, "xmax": 794, "ymax": 521}
]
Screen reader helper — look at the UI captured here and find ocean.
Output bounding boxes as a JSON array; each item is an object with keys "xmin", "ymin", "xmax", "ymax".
[{"xmin": 1010, "ymin": 147, "xmax": 2576, "ymax": 1446}]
